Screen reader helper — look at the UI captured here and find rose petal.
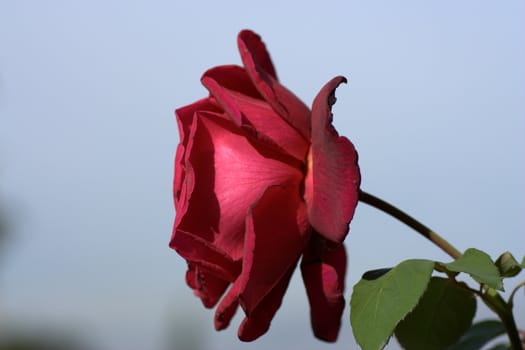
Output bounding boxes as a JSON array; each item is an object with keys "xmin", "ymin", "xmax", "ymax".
[
  {"xmin": 175, "ymin": 97, "xmax": 222, "ymax": 145},
  {"xmin": 305, "ymin": 76, "xmax": 360, "ymax": 243},
  {"xmin": 202, "ymin": 72, "xmax": 308, "ymax": 161},
  {"xmin": 174, "ymin": 98, "xmax": 222, "ymax": 210},
  {"xmin": 186, "ymin": 263, "xmax": 230, "ymax": 308},
  {"xmin": 214, "ymin": 280, "xmax": 241, "ymax": 331},
  {"xmin": 237, "ymin": 30, "xmax": 277, "ymax": 80},
  {"xmin": 170, "ymin": 228, "xmax": 240, "ymax": 282},
  {"xmin": 215, "ymin": 184, "xmax": 308, "ymax": 338},
  {"xmin": 238, "ymin": 30, "xmax": 311, "ymax": 140},
  {"xmin": 173, "ymin": 143, "xmax": 186, "ymax": 212},
  {"xmin": 176, "ymin": 111, "xmax": 303, "ymax": 261},
  {"xmin": 301, "ymin": 237, "xmax": 346, "ymax": 342},
  {"xmin": 237, "ymin": 184, "xmax": 310, "ymax": 314},
  {"xmin": 238, "ymin": 263, "xmax": 296, "ymax": 341},
  {"xmin": 202, "ymin": 65, "xmax": 262, "ymax": 100}
]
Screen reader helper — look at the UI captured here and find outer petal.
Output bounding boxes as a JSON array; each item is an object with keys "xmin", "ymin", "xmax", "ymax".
[
  {"xmin": 238, "ymin": 263, "xmax": 297, "ymax": 341},
  {"xmin": 174, "ymin": 98, "xmax": 222, "ymax": 211},
  {"xmin": 202, "ymin": 70, "xmax": 309, "ymax": 161},
  {"xmin": 171, "ymin": 228, "xmax": 240, "ymax": 282},
  {"xmin": 214, "ymin": 184, "xmax": 309, "ymax": 341},
  {"xmin": 202, "ymin": 64, "xmax": 262, "ymax": 100},
  {"xmin": 238, "ymin": 30, "xmax": 311, "ymax": 140},
  {"xmin": 305, "ymin": 76, "xmax": 360, "ymax": 243},
  {"xmin": 301, "ymin": 236, "xmax": 346, "ymax": 342},
  {"xmin": 186, "ymin": 263, "xmax": 230, "ymax": 308},
  {"xmin": 214, "ymin": 280, "xmax": 241, "ymax": 331},
  {"xmin": 175, "ymin": 97, "xmax": 222, "ymax": 146},
  {"xmin": 237, "ymin": 30, "xmax": 277, "ymax": 80},
  {"xmin": 174, "ymin": 111, "xmax": 303, "ymax": 262},
  {"xmin": 237, "ymin": 184, "xmax": 310, "ymax": 314}
]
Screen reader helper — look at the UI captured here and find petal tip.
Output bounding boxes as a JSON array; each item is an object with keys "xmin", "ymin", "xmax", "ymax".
[{"xmin": 237, "ymin": 29, "xmax": 277, "ymax": 80}]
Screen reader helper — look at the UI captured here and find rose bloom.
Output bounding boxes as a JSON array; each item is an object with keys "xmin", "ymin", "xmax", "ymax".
[{"xmin": 171, "ymin": 30, "xmax": 360, "ymax": 342}]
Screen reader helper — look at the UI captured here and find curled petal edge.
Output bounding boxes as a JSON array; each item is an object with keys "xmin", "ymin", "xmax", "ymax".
[{"xmin": 306, "ymin": 76, "xmax": 361, "ymax": 244}]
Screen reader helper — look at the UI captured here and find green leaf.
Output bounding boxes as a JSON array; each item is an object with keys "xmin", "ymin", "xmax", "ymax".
[
  {"xmin": 350, "ymin": 259, "xmax": 435, "ymax": 350},
  {"xmin": 521, "ymin": 255, "xmax": 525, "ymax": 268},
  {"xmin": 495, "ymin": 252, "xmax": 522, "ymax": 277},
  {"xmin": 446, "ymin": 319, "xmax": 505, "ymax": 350},
  {"xmin": 445, "ymin": 248, "xmax": 504, "ymax": 291},
  {"xmin": 361, "ymin": 268, "xmax": 392, "ymax": 280},
  {"xmin": 394, "ymin": 277, "xmax": 476, "ymax": 350}
]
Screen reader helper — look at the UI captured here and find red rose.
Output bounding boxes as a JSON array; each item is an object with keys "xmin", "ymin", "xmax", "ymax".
[{"xmin": 170, "ymin": 30, "xmax": 360, "ymax": 342}]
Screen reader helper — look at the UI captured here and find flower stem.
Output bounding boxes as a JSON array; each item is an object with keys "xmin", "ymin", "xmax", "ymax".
[
  {"xmin": 358, "ymin": 190, "xmax": 461, "ymax": 259},
  {"xmin": 358, "ymin": 190, "xmax": 523, "ymax": 349},
  {"xmin": 508, "ymin": 280, "xmax": 525, "ymax": 309},
  {"xmin": 481, "ymin": 289, "xmax": 523, "ymax": 350}
]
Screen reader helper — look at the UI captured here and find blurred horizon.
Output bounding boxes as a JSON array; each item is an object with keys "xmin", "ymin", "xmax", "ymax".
[{"xmin": 1, "ymin": 1, "xmax": 524, "ymax": 349}]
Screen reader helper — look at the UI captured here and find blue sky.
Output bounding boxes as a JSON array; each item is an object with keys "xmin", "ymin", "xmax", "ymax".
[{"xmin": 1, "ymin": 1, "xmax": 524, "ymax": 349}]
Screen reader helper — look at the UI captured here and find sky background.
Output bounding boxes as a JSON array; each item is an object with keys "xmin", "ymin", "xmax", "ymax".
[{"xmin": 1, "ymin": 1, "xmax": 524, "ymax": 349}]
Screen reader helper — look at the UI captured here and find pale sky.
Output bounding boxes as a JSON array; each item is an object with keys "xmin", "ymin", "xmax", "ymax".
[{"xmin": 1, "ymin": 1, "xmax": 524, "ymax": 349}]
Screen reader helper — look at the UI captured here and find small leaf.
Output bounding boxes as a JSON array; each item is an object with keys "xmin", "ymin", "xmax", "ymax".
[
  {"xmin": 495, "ymin": 252, "xmax": 522, "ymax": 277},
  {"xmin": 447, "ymin": 319, "xmax": 505, "ymax": 350},
  {"xmin": 521, "ymin": 255, "xmax": 525, "ymax": 268},
  {"xmin": 394, "ymin": 277, "xmax": 476, "ymax": 350},
  {"xmin": 445, "ymin": 248, "xmax": 504, "ymax": 290},
  {"xmin": 350, "ymin": 259, "xmax": 435, "ymax": 350}
]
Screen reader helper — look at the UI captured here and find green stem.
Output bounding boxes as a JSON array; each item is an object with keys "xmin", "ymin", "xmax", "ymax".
[
  {"xmin": 358, "ymin": 190, "xmax": 461, "ymax": 259},
  {"xmin": 481, "ymin": 289, "xmax": 523, "ymax": 350},
  {"xmin": 358, "ymin": 190, "xmax": 522, "ymax": 349},
  {"xmin": 508, "ymin": 280, "xmax": 525, "ymax": 309}
]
